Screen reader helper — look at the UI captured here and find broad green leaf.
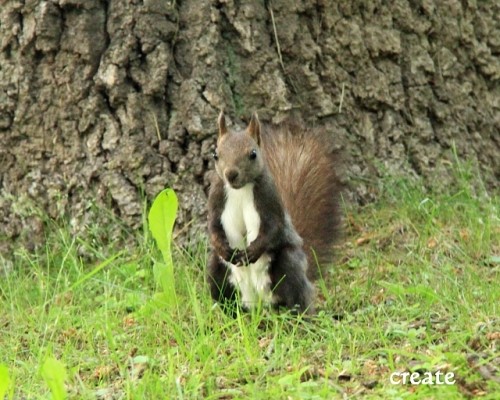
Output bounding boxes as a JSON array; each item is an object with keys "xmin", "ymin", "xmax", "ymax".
[
  {"xmin": 148, "ymin": 189, "xmax": 178, "ymax": 307},
  {"xmin": 0, "ymin": 364, "xmax": 10, "ymax": 400},
  {"xmin": 148, "ymin": 189, "xmax": 178, "ymax": 263},
  {"xmin": 152, "ymin": 262, "xmax": 177, "ymax": 307},
  {"xmin": 41, "ymin": 357, "xmax": 67, "ymax": 400}
]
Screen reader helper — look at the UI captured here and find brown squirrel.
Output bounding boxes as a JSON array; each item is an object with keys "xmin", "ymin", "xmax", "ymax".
[{"xmin": 207, "ymin": 112, "xmax": 341, "ymax": 313}]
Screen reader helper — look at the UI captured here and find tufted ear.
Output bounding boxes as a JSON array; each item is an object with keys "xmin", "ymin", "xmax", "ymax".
[
  {"xmin": 218, "ymin": 111, "xmax": 227, "ymax": 138},
  {"xmin": 247, "ymin": 112, "xmax": 261, "ymax": 145}
]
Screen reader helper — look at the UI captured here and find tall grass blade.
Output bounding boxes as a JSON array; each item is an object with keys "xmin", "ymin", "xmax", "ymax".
[{"xmin": 66, "ymin": 251, "xmax": 124, "ymax": 293}]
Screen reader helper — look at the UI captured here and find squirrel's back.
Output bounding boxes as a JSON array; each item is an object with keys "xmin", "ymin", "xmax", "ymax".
[{"xmin": 261, "ymin": 120, "xmax": 342, "ymax": 278}]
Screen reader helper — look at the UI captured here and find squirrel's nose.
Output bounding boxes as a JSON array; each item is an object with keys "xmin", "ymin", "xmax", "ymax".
[{"xmin": 225, "ymin": 169, "xmax": 239, "ymax": 184}]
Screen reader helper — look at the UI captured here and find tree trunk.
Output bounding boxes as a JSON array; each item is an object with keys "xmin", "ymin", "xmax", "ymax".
[{"xmin": 1, "ymin": 0, "xmax": 498, "ymax": 257}]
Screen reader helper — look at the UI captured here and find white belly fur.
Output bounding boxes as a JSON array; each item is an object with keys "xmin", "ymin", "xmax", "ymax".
[{"xmin": 220, "ymin": 184, "xmax": 273, "ymax": 308}]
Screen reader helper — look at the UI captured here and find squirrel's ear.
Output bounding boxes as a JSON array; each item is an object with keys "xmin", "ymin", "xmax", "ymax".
[
  {"xmin": 247, "ymin": 112, "xmax": 261, "ymax": 145},
  {"xmin": 218, "ymin": 111, "xmax": 227, "ymax": 138}
]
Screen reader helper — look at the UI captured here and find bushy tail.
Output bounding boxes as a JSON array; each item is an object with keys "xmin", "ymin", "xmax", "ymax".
[{"xmin": 261, "ymin": 120, "xmax": 342, "ymax": 278}]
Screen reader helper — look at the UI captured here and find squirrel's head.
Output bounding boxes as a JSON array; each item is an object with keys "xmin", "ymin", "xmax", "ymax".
[{"xmin": 213, "ymin": 112, "xmax": 264, "ymax": 189}]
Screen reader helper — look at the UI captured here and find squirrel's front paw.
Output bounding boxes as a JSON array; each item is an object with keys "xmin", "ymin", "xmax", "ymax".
[
  {"xmin": 245, "ymin": 246, "xmax": 263, "ymax": 264},
  {"xmin": 214, "ymin": 241, "xmax": 233, "ymax": 263},
  {"xmin": 230, "ymin": 249, "xmax": 247, "ymax": 266}
]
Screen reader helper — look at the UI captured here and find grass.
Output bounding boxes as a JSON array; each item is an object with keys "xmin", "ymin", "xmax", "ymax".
[{"xmin": 0, "ymin": 166, "xmax": 499, "ymax": 399}]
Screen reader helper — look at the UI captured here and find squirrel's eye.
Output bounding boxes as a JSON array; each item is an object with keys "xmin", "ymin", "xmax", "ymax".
[
  {"xmin": 249, "ymin": 149, "xmax": 257, "ymax": 160},
  {"xmin": 212, "ymin": 150, "xmax": 219, "ymax": 161}
]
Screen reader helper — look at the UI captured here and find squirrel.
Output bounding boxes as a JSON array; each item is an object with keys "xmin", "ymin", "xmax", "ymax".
[{"xmin": 207, "ymin": 112, "xmax": 341, "ymax": 313}]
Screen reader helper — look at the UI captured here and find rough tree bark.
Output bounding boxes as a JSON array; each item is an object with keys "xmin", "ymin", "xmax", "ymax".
[{"xmin": 0, "ymin": 0, "xmax": 498, "ymax": 258}]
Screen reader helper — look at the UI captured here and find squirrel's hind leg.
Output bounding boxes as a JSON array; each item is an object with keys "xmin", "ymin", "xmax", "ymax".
[{"xmin": 270, "ymin": 248, "xmax": 315, "ymax": 314}]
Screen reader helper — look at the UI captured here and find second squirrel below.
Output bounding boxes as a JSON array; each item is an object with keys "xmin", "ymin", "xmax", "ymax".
[{"xmin": 207, "ymin": 112, "xmax": 341, "ymax": 313}]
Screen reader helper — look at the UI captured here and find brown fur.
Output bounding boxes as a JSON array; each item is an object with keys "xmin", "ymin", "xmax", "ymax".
[{"xmin": 261, "ymin": 120, "xmax": 342, "ymax": 278}]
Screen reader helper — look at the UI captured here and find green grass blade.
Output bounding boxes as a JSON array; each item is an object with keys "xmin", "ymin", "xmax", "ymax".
[
  {"xmin": 40, "ymin": 357, "xmax": 67, "ymax": 400},
  {"xmin": 68, "ymin": 251, "xmax": 124, "ymax": 292}
]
